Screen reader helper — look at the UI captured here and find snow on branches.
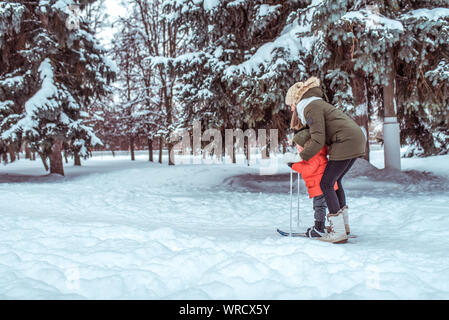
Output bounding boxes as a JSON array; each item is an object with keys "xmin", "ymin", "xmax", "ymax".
[{"xmin": 0, "ymin": 0, "xmax": 116, "ymax": 173}]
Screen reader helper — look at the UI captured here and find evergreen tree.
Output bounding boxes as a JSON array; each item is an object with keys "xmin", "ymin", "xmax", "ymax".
[
  {"xmin": 311, "ymin": 0, "xmax": 449, "ymax": 159},
  {"xmin": 169, "ymin": 0, "xmax": 312, "ymax": 159},
  {"xmin": 397, "ymin": 2, "xmax": 449, "ymax": 156},
  {"xmin": 0, "ymin": 0, "xmax": 116, "ymax": 175},
  {"xmin": 115, "ymin": 0, "xmax": 184, "ymax": 165},
  {"xmin": 170, "ymin": 0, "xmax": 449, "ymax": 162},
  {"xmin": 110, "ymin": 20, "xmax": 141, "ymax": 161}
]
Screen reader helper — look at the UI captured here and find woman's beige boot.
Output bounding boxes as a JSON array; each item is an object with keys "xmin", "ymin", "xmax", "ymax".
[
  {"xmin": 319, "ymin": 209, "xmax": 348, "ymax": 244},
  {"xmin": 342, "ymin": 205, "xmax": 350, "ymax": 235}
]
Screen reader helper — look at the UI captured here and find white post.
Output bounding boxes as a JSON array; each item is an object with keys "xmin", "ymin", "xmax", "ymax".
[
  {"xmin": 383, "ymin": 117, "xmax": 401, "ymax": 170},
  {"xmin": 383, "ymin": 50, "xmax": 401, "ymax": 171}
]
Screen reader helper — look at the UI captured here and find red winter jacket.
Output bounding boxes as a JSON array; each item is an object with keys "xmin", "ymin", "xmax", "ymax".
[{"xmin": 291, "ymin": 146, "xmax": 338, "ymax": 198}]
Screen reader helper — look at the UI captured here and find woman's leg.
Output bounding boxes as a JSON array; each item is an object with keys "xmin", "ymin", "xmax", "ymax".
[
  {"xmin": 320, "ymin": 159, "xmax": 355, "ymax": 214},
  {"xmin": 335, "ymin": 158, "xmax": 356, "ymax": 209}
]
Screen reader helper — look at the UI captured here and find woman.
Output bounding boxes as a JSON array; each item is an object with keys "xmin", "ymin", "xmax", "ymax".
[{"xmin": 285, "ymin": 77, "xmax": 366, "ymax": 243}]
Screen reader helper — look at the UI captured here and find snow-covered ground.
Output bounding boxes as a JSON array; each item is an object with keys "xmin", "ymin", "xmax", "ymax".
[{"xmin": 1, "ymin": 146, "xmax": 449, "ymax": 299}]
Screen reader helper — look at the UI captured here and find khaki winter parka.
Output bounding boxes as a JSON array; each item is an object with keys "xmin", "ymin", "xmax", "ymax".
[{"xmin": 299, "ymin": 87, "xmax": 366, "ymax": 162}]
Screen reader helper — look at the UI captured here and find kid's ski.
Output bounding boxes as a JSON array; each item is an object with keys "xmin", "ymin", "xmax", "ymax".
[{"xmin": 276, "ymin": 228, "xmax": 357, "ymax": 239}]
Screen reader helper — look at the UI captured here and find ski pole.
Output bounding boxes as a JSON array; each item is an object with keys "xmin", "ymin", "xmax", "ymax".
[
  {"xmin": 297, "ymin": 172, "xmax": 300, "ymax": 228},
  {"xmin": 289, "ymin": 170, "xmax": 293, "ymax": 236}
]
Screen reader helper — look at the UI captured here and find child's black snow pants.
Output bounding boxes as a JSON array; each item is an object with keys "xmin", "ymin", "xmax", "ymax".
[{"xmin": 313, "ymin": 195, "xmax": 327, "ymax": 222}]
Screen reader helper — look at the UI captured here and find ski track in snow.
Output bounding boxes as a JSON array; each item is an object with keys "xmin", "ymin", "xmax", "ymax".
[{"xmin": 1, "ymin": 151, "xmax": 449, "ymax": 299}]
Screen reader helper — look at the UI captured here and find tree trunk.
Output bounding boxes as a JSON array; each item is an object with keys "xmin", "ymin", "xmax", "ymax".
[
  {"xmin": 168, "ymin": 142, "xmax": 174, "ymax": 166},
  {"xmin": 245, "ymin": 137, "xmax": 250, "ymax": 166},
  {"xmin": 158, "ymin": 136, "xmax": 163, "ymax": 164},
  {"xmin": 2, "ymin": 152, "xmax": 8, "ymax": 164},
  {"xmin": 74, "ymin": 152, "xmax": 81, "ymax": 166},
  {"xmin": 8, "ymin": 145, "xmax": 15, "ymax": 163},
  {"xmin": 351, "ymin": 73, "xmax": 370, "ymax": 161},
  {"xmin": 266, "ymin": 138, "xmax": 271, "ymax": 159},
  {"xmin": 39, "ymin": 152, "xmax": 48, "ymax": 171},
  {"xmin": 148, "ymin": 138, "xmax": 153, "ymax": 162},
  {"xmin": 221, "ymin": 132, "xmax": 226, "ymax": 162},
  {"xmin": 202, "ymin": 140, "xmax": 207, "ymax": 159},
  {"xmin": 50, "ymin": 140, "xmax": 64, "ymax": 175},
  {"xmin": 32, "ymin": 152, "xmax": 36, "ymax": 161},
  {"xmin": 25, "ymin": 143, "xmax": 31, "ymax": 159},
  {"xmin": 130, "ymin": 136, "xmax": 135, "ymax": 161},
  {"xmin": 64, "ymin": 151, "xmax": 69, "ymax": 164},
  {"xmin": 260, "ymin": 129, "xmax": 268, "ymax": 159},
  {"xmin": 191, "ymin": 133, "xmax": 194, "ymax": 156}
]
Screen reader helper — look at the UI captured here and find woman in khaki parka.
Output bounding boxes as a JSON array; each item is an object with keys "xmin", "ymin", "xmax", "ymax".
[{"xmin": 285, "ymin": 77, "xmax": 366, "ymax": 244}]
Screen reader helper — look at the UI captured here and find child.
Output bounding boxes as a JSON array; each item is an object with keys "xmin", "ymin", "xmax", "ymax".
[{"xmin": 288, "ymin": 128, "xmax": 338, "ymax": 238}]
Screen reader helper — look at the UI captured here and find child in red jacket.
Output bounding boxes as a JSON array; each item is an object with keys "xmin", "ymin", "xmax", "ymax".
[{"xmin": 288, "ymin": 128, "xmax": 338, "ymax": 238}]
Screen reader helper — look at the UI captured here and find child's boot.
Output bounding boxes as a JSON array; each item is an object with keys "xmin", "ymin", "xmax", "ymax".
[
  {"xmin": 319, "ymin": 209, "xmax": 348, "ymax": 244},
  {"xmin": 305, "ymin": 220, "xmax": 325, "ymax": 238},
  {"xmin": 342, "ymin": 205, "xmax": 350, "ymax": 235}
]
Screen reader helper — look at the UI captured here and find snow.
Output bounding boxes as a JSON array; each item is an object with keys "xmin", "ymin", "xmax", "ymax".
[
  {"xmin": 257, "ymin": 4, "xmax": 281, "ymax": 18},
  {"xmin": 1, "ymin": 147, "xmax": 449, "ymax": 299},
  {"xmin": 0, "ymin": 2, "xmax": 25, "ymax": 36},
  {"xmin": 224, "ymin": 17, "xmax": 314, "ymax": 77},
  {"xmin": 402, "ymin": 8, "xmax": 449, "ymax": 21},
  {"xmin": 52, "ymin": 0, "xmax": 75, "ymax": 15},
  {"xmin": 226, "ymin": 0, "xmax": 245, "ymax": 8},
  {"xmin": 0, "ymin": 100, "xmax": 13, "ymax": 111},
  {"xmin": 102, "ymin": 55, "xmax": 119, "ymax": 74},
  {"xmin": 213, "ymin": 46, "xmax": 223, "ymax": 58},
  {"xmin": 1, "ymin": 59, "xmax": 57, "ymax": 140},
  {"xmin": 354, "ymin": 103, "xmax": 368, "ymax": 117},
  {"xmin": 425, "ymin": 59, "xmax": 449, "ymax": 86},
  {"xmin": 342, "ymin": 10, "xmax": 404, "ymax": 32},
  {"xmin": 0, "ymin": 75, "xmax": 25, "ymax": 88},
  {"xmin": 25, "ymin": 58, "xmax": 57, "ymax": 114},
  {"xmin": 203, "ymin": 0, "xmax": 219, "ymax": 12},
  {"xmin": 223, "ymin": 1, "xmax": 317, "ymax": 78}
]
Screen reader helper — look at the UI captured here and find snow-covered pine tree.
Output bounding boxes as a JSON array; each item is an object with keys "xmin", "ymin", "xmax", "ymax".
[
  {"xmin": 311, "ymin": 0, "xmax": 449, "ymax": 161},
  {"xmin": 397, "ymin": 2, "xmax": 449, "ymax": 156},
  {"xmin": 110, "ymin": 20, "xmax": 142, "ymax": 161},
  {"xmin": 125, "ymin": 3, "xmax": 164, "ymax": 163},
  {"xmin": 169, "ymin": 0, "xmax": 312, "ymax": 160},
  {"xmin": 310, "ymin": 0, "xmax": 401, "ymax": 161},
  {"xmin": 114, "ymin": 0, "xmax": 183, "ymax": 165},
  {"xmin": 0, "ymin": 0, "xmax": 116, "ymax": 175},
  {"xmin": 221, "ymin": 0, "xmax": 313, "ymax": 136},
  {"xmin": 167, "ymin": 0, "xmax": 248, "ymax": 136}
]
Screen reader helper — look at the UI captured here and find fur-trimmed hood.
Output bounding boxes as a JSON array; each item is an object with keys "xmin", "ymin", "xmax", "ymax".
[{"xmin": 285, "ymin": 76, "xmax": 321, "ymax": 106}]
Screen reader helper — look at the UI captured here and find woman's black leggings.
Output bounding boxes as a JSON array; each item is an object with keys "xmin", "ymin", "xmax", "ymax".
[{"xmin": 320, "ymin": 158, "xmax": 356, "ymax": 214}]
